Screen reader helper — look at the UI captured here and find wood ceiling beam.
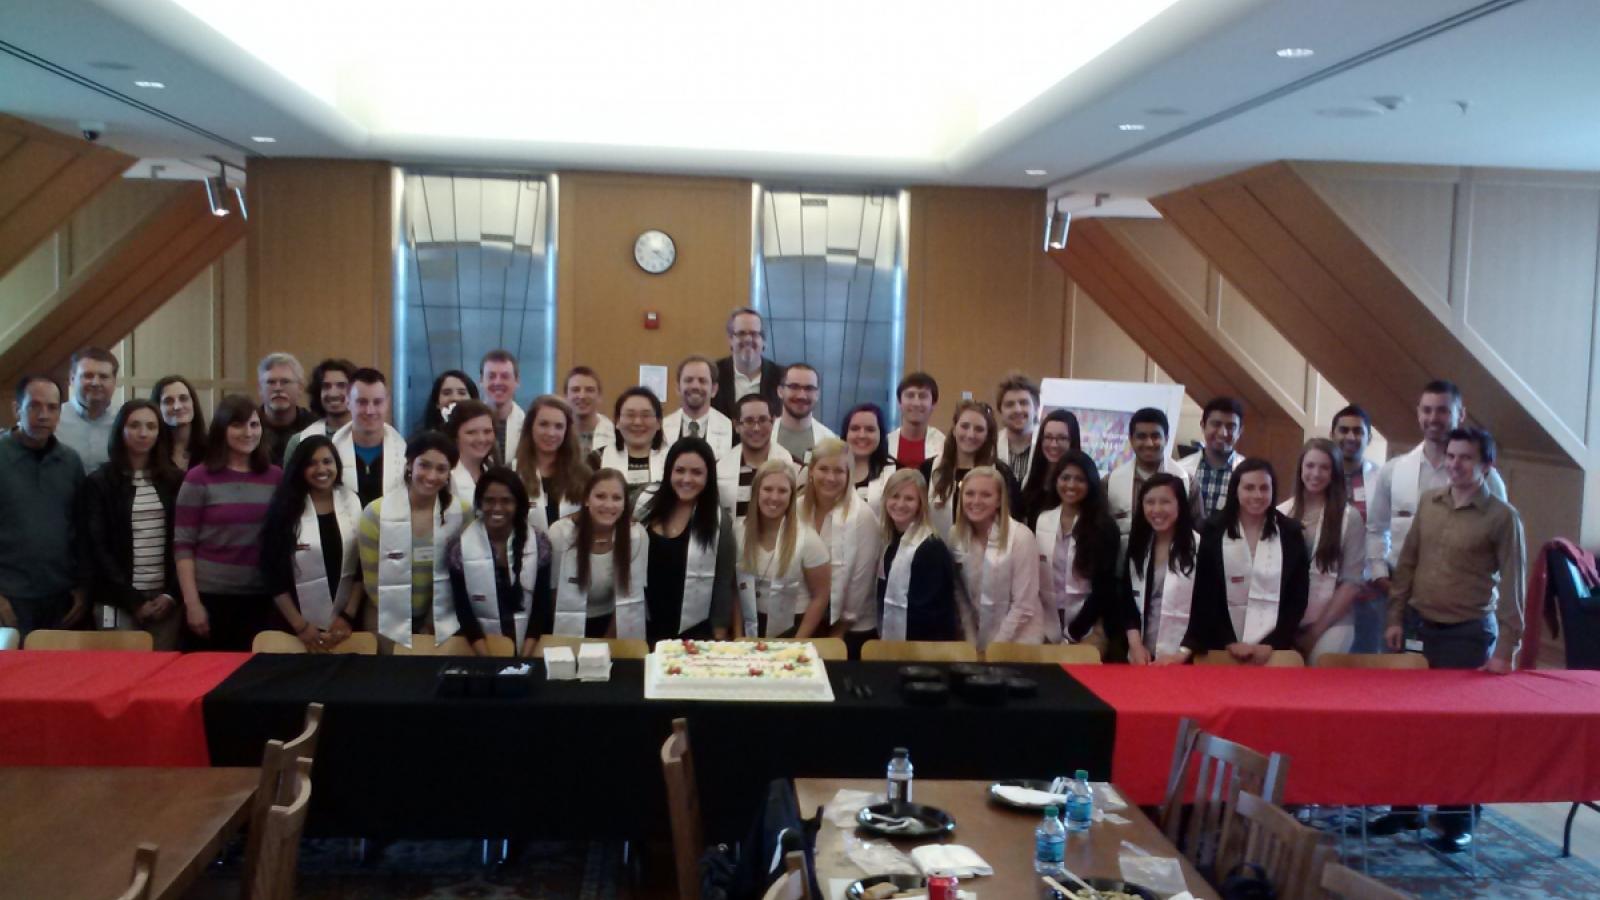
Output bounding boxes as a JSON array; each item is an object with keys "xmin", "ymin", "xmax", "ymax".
[{"xmin": 0, "ymin": 113, "xmax": 135, "ymax": 279}]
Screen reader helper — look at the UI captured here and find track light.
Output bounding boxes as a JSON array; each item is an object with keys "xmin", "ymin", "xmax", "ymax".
[
  {"xmin": 232, "ymin": 185, "xmax": 248, "ymax": 220},
  {"xmin": 205, "ymin": 176, "xmax": 230, "ymax": 217},
  {"xmin": 1044, "ymin": 196, "xmax": 1071, "ymax": 251}
]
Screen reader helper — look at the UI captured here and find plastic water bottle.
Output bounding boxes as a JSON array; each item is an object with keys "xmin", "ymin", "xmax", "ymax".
[
  {"xmin": 1066, "ymin": 769, "xmax": 1094, "ymax": 833},
  {"xmin": 886, "ymin": 747, "xmax": 913, "ymax": 804},
  {"xmin": 1034, "ymin": 805, "xmax": 1066, "ymax": 875}
]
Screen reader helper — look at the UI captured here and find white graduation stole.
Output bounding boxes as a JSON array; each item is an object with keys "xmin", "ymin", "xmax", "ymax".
[
  {"xmin": 290, "ymin": 491, "xmax": 360, "ymax": 629},
  {"xmin": 1221, "ymin": 528, "xmax": 1285, "ymax": 645},
  {"xmin": 376, "ymin": 489, "xmax": 465, "ymax": 647},
  {"xmin": 737, "ymin": 533, "xmax": 806, "ymax": 638},
  {"xmin": 881, "ymin": 527, "xmax": 933, "ymax": 641},
  {"xmin": 1036, "ymin": 511, "xmax": 1090, "ymax": 643},
  {"xmin": 599, "ymin": 443, "xmax": 666, "ymax": 488},
  {"xmin": 458, "ymin": 518, "xmax": 539, "ymax": 646},
  {"xmin": 819, "ymin": 496, "xmax": 864, "ymax": 626},
  {"xmin": 524, "ymin": 468, "xmax": 582, "ymax": 532},
  {"xmin": 336, "ymin": 424, "xmax": 407, "ymax": 507},
  {"xmin": 677, "ymin": 518, "xmax": 720, "ymax": 633},
  {"xmin": 550, "ymin": 519, "xmax": 648, "ymax": 639},
  {"xmin": 1388, "ymin": 446, "xmax": 1426, "ymax": 565},
  {"xmin": 1130, "ymin": 546, "xmax": 1197, "ymax": 657},
  {"xmin": 956, "ymin": 526, "xmax": 1021, "ymax": 651}
]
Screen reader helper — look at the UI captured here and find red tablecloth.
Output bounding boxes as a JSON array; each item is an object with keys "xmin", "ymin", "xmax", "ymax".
[
  {"xmin": 1068, "ymin": 665, "xmax": 1600, "ymax": 807},
  {"xmin": 0, "ymin": 651, "xmax": 250, "ymax": 766}
]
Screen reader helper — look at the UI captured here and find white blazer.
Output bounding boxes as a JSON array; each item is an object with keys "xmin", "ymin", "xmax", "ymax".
[
  {"xmin": 662, "ymin": 407, "xmax": 734, "ymax": 459},
  {"xmin": 1107, "ymin": 456, "xmax": 1192, "ymax": 538},
  {"xmin": 812, "ymin": 492, "xmax": 883, "ymax": 631},
  {"xmin": 500, "ymin": 403, "xmax": 526, "ymax": 464},
  {"xmin": 579, "ymin": 414, "xmax": 617, "ymax": 458},
  {"xmin": 332, "ymin": 421, "xmax": 407, "ymax": 507},
  {"xmin": 951, "ymin": 521, "xmax": 1044, "ymax": 650},
  {"xmin": 887, "ymin": 425, "xmax": 946, "ymax": 464},
  {"xmin": 995, "ymin": 430, "xmax": 1036, "ymax": 482},
  {"xmin": 716, "ymin": 443, "xmax": 797, "ymax": 521},
  {"xmin": 523, "ymin": 466, "xmax": 584, "ymax": 533},
  {"xmin": 854, "ymin": 463, "xmax": 896, "ymax": 518}
]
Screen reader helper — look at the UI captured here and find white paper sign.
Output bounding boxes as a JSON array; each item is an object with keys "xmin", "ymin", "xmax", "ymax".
[{"xmin": 638, "ymin": 365, "xmax": 669, "ymax": 403}]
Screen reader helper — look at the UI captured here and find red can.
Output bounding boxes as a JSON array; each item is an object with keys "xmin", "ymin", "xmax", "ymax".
[{"xmin": 927, "ymin": 872, "xmax": 959, "ymax": 900}]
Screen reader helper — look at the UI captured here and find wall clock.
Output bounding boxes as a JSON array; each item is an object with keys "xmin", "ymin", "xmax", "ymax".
[{"xmin": 634, "ymin": 229, "xmax": 676, "ymax": 274}]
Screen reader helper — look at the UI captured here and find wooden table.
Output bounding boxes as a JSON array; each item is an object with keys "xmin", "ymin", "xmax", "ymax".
[
  {"xmin": 797, "ymin": 778, "xmax": 1216, "ymax": 899},
  {"xmin": 0, "ymin": 767, "xmax": 258, "ymax": 899}
]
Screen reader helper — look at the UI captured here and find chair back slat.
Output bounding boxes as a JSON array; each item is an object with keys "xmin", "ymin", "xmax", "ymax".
[
  {"xmin": 22, "ymin": 629, "xmax": 153, "ymax": 651},
  {"xmin": 984, "ymin": 642, "xmax": 1101, "ymax": 664},
  {"xmin": 1175, "ymin": 731, "xmax": 1289, "ymax": 874},
  {"xmin": 860, "ymin": 640, "xmax": 979, "ymax": 662},
  {"xmin": 249, "ymin": 757, "xmax": 314, "ymax": 900},
  {"xmin": 1219, "ymin": 792, "xmax": 1320, "ymax": 900},
  {"xmin": 113, "ymin": 843, "xmax": 158, "ymax": 900},
  {"xmin": 660, "ymin": 717, "xmax": 704, "ymax": 900}
]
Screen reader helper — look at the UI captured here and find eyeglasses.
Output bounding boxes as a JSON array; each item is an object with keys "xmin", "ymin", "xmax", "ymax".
[
  {"xmin": 264, "ymin": 378, "xmax": 297, "ymax": 388},
  {"xmin": 782, "ymin": 384, "xmax": 819, "ymax": 394},
  {"xmin": 739, "ymin": 416, "xmax": 773, "ymax": 426},
  {"xmin": 620, "ymin": 412, "xmax": 658, "ymax": 422},
  {"xmin": 1041, "ymin": 434, "xmax": 1073, "ymax": 444},
  {"xmin": 729, "ymin": 330, "xmax": 763, "ymax": 341}
]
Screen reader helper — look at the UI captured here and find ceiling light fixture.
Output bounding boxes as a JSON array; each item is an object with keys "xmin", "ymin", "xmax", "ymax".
[
  {"xmin": 232, "ymin": 185, "xmax": 248, "ymax": 220},
  {"xmin": 1275, "ymin": 47, "xmax": 1314, "ymax": 58},
  {"xmin": 1025, "ymin": 168, "xmax": 1047, "ymax": 176},
  {"xmin": 1117, "ymin": 123, "xmax": 1146, "ymax": 131},
  {"xmin": 204, "ymin": 176, "xmax": 231, "ymax": 217},
  {"xmin": 250, "ymin": 136, "xmax": 277, "ymax": 143},
  {"xmin": 133, "ymin": 80, "xmax": 165, "ymax": 89}
]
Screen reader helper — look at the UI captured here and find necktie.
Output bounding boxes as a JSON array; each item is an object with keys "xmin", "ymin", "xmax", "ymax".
[{"xmin": 688, "ymin": 421, "xmax": 701, "ymax": 438}]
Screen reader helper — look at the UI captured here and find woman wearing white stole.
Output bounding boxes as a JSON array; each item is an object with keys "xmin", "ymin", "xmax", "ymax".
[
  {"xmin": 949, "ymin": 465, "xmax": 1043, "ymax": 651},
  {"xmin": 543, "ymin": 469, "xmax": 649, "ymax": 648},
  {"xmin": 443, "ymin": 399, "xmax": 500, "ymax": 504},
  {"xmin": 1279, "ymin": 439, "xmax": 1367, "ymax": 663},
  {"xmin": 599, "ymin": 387, "xmax": 669, "ymax": 506},
  {"xmin": 922, "ymin": 400, "xmax": 1023, "ymax": 539},
  {"xmin": 1033, "ymin": 450, "xmax": 1122, "ymax": 647},
  {"xmin": 1182, "ymin": 458, "xmax": 1310, "ymax": 665},
  {"xmin": 260, "ymin": 435, "xmax": 363, "ymax": 651},
  {"xmin": 513, "ymin": 395, "xmax": 591, "ymax": 532},
  {"xmin": 800, "ymin": 439, "xmax": 883, "ymax": 646},
  {"xmin": 446, "ymin": 468, "xmax": 549, "ymax": 655},
  {"xmin": 876, "ymin": 469, "xmax": 960, "ymax": 643},
  {"xmin": 843, "ymin": 403, "xmax": 896, "ymax": 517},
  {"xmin": 1121, "ymin": 473, "xmax": 1202, "ymax": 665},
  {"xmin": 639, "ymin": 437, "xmax": 738, "ymax": 643},
  {"xmin": 735, "ymin": 461, "xmax": 830, "ymax": 638},
  {"xmin": 357, "ymin": 432, "xmax": 472, "ymax": 651}
]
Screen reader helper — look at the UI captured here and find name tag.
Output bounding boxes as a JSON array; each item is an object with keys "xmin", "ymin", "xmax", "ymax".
[
  {"xmin": 295, "ymin": 542, "xmax": 311, "ymax": 552},
  {"xmin": 101, "ymin": 605, "xmax": 118, "ymax": 629},
  {"xmin": 1115, "ymin": 510, "xmax": 1129, "ymax": 519},
  {"xmin": 568, "ymin": 576, "xmax": 580, "ymax": 584},
  {"xmin": 1353, "ymin": 485, "xmax": 1367, "ymax": 503},
  {"xmin": 1229, "ymin": 575, "xmax": 1246, "ymax": 584},
  {"xmin": 385, "ymin": 551, "xmax": 406, "ymax": 560},
  {"xmin": 1396, "ymin": 510, "xmax": 1414, "ymax": 519},
  {"xmin": 414, "ymin": 546, "xmax": 435, "ymax": 564},
  {"xmin": 626, "ymin": 468, "xmax": 649, "ymax": 484},
  {"xmin": 470, "ymin": 593, "xmax": 487, "ymax": 603},
  {"xmin": 1405, "ymin": 638, "xmax": 1423, "ymax": 653}
]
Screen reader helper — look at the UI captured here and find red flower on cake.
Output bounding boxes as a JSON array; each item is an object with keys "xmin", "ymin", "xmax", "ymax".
[
  {"xmin": 797, "ymin": 655, "xmax": 810, "ymax": 664},
  {"xmin": 748, "ymin": 666, "xmax": 764, "ymax": 676},
  {"xmin": 667, "ymin": 665, "xmax": 683, "ymax": 675},
  {"xmin": 755, "ymin": 641, "xmax": 768, "ymax": 651}
]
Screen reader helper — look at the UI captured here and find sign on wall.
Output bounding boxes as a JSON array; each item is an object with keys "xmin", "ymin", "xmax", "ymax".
[{"xmin": 1039, "ymin": 378, "xmax": 1186, "ymax": 475}]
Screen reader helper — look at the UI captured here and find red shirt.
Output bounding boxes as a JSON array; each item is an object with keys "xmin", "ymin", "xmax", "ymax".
[{"xmin": 896, "ymin": 435, "xmax": 927, "ymax": 470}]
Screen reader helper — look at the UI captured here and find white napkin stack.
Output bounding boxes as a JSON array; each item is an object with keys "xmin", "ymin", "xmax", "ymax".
[
  {"xmin": 991, "ymin": 785, "xmax": 1066, "ymax": 807},
  {"xmin": 544, "ymin": 646, "xmax": 577, "ymax": 680},
  {"xmin": 577, "ymin": 642, "xmax": 612, "ymax": 681},
  {"xmin": 909, "ymin": 845, "xmax": 992, "ymax": 878}
]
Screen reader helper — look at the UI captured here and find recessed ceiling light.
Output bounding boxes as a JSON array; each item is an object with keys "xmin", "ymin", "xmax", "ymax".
[
  {"xmin": 88, "ymin": 60, "xmax": 133, "ymax": 71},
  {"xmin": 1117, "ymin": 123, "xmax": 1146, "ymax": 131},
  {"xmin": 1276, "ymin": 47, "xmax": 1314, "ymax": 59},
  {"xmin": 1144, "ymin": 106, "xmax": 1186, "ymax": 117},
  {"xmin": 1024, "ymin": 168, "xmax": 1047, "ymax": 176},
  {"xmin": 133, "ymin": 80, "xmax": 165, "ymax": 89},
  {"xmin": 251, "ymin": 136, "xmax": 277, "ymax": 143}
]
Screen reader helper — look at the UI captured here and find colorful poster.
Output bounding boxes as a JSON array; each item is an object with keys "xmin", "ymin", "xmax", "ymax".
[{"xmin": 1038, "ymin": 378, "xmax": 1185, "ymax": 475}]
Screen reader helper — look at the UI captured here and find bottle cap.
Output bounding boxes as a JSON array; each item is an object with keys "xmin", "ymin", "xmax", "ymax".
[
  {"xmin": 1075, "ymin": 769, "xmax": 1089, "ymax": 780},
  {"xmin": 1043, "ymin": 805, "xmax": 1058, "ymax": 817},
  {"xmin": 893, "ymin": 747, "xmax": 909, "ymax": 757}
]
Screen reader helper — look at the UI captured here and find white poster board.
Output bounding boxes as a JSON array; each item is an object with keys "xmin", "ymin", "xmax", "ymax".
[
  {"xmin": 638, "ymin": 365, "xmax": 670, "ymax": 404},
  {"xmin": 1039, "ymin": 378, "xmax": 1185, "ymax": 476}
]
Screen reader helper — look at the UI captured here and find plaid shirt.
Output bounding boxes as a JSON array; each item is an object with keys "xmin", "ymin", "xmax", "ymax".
[{"xmin": 1194, "ymin": 454, "xmax": 1236, "ymax": 518}]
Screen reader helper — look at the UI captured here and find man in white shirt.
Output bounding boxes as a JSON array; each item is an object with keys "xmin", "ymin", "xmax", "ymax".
[
  {"xmin": 284, "ymin": 358, "xmax": 356, "ymax": 464},
  {"xmin": 1330, "ymin": 403, "xmax": 1384, "ymax": 652},
  {"xmin": 661, "ymin": 355, "xmax": 733, "ymax": 458},
  {"xmin": 54, "ymin": 347, "xmax": 118, "ymax": 471},
  {"xmin": 718, "ymin": 393, "xmax": 796, "ymax": 522},
  {"xmin": 886, "ymin": 372, "xmax": 942, "ymax": 471},
  {"xmin": 775, "ymin": 363, "xmax": 836, "ymax": 464},
  {"xmin": 994, "ymin": 373, "xmax": 1040, "ymax": 484},
  {"xmin": 1178, "ymin": 397, "xmax": 1244, "ymax": 522},
  {"xmin": 713, "ymin": 307, "xmax": 783, "ymax": 421},
  {"xmin": 1108, "ymin": 407, "xmax": 1192, "ymax": 542},
  {"xmin": 480, "ymin": 349, "xmax": 524, "ymax": 462},
  {"xmin": 338, "ymin": 368, "xmax": 407, "ymax": 508},
  {"xmin": 564, "ymin": 365, "xmax": 614, "ymax": 456}
]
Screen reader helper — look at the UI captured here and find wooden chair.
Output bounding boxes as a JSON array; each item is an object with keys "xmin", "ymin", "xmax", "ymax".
[
  {"xmin": 985, "ymin": 641, "xmax": 1101, "ymax": 664},
  {"xmin": 760, "ymin": 850, "xmax": 814, "ymax": 900},
  {"xmin": 21, "ymin": 629, "xmax": 153, "ymax": 651},
  {"xmin": 1314, "ymin": 652, "xmax": 1427, "ymax": 670},
  {"xmin": 860, "ymin": 639, "xmax": 979, "ymax": 663},
  {"xmin": 1317, "ymin": 853, "xmax": 1414, "ymax": 899},
  {"xmin": 1159, "ymin": 719, "xmax": 1290, "ymax": 876},
  {"xmin": 660, "ymin": 718, "xmax": 703, "ymax": 900},
  {"xmin": 1197, "ymin": 649, "xmax": 1305, "ymax": 667},
  {"xmin": 537, "ymin": 634, "xmax": 650, "ymax": 659},
  {"xmin": 251, "ymin": 630, "xmax": 379, "ymax": 655},
  {"xmin": 804, "ymin": 637, "xmax": 847, "ymax": 661},
  {"xmin": 249, "ymin": 757, "xmax": 314, "ymax": 900},
  {"xmin": 113, "ymin": 843, "xmax": 157, "ymax": 900},
  {"xmin": 244, "ymin": 702, "xmax": 323, "ymax": 898},
  {"xmin": 1217, "ymin": 791, "xmax": 1320, "ymax": 900}
]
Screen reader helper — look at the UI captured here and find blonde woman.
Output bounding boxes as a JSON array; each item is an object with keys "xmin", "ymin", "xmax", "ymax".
[
  {"xmin": 949, "ymin": 465, "xmax": 1043, "ymax": 650},
  {"xmin": 875, "ymin": 469, "xmax": 960, "ymax": 642},
  {"xmin": 735, "ymin": 460, "xmax": 830, "ymax": 638},
  {"xmin": 799, "ymin": 438, "xmax": 882, "ymax": 646},
  {"xmin": 515, "ymin": 394, "xmax": 591, "ymax": 532},
  {"xmin": 922, "ymin": 400, "xmax": 1022, "ymax": 538}
]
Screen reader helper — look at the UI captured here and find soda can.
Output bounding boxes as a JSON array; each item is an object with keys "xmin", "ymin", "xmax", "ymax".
[{"xmin": 927, "ymin": 872, "xmax": 958, "ymax": 900}]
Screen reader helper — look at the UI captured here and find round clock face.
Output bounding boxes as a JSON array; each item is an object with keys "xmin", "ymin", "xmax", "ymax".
[{"xmin": 634, "ymin": 229, "xmax": 676, "ymax": 274}]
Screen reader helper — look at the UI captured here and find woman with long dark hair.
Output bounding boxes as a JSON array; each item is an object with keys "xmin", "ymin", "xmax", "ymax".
[
  {"xmin": 260, "ymin": 435, "xmax": 364, "ymax": 651},
  {"xmin": 1018, "ymin": 409, "xmax": 1082, "ymax": 526},
  {"xmin": 1120, "ymin": 472, "xmax": 1200, "ymax": 665},
  {"xmin": 1182, "ymin": 458, "xmax": 1310, "ymax": 664},
  {"xmin": 544, "ymin": 468, "xmax": 649, "ymax": 645},
  {"xmin": 639, "ymin": 437, "xmax": 737, "ymax": 642},
  {"xmin": 514, "ymin": 395, "xmax": 591, "ymax": 531},
  {"xmin": 1034, "ymin": 450, "xmax": 1121, "ymax": 649},
  {"xmin": 598, "ymin": 387, "xmax": 668, "ymax": 504},
  {"xmin": 841, "ymin": 402, "xmax": 895, "ymax": 515},
  {"xmin": 174, "ymin": 395, "xmax": 281, "ymax": 650},
  {"xmin": 418, "ymin": 369, "xmax": 479, "ymax": 434},
  {"xmin": 446, "ymin": 467, "xmax": 550, "ymax": 655},
  {"xmin": 80, "ymin": 399, "xmax": 184, "ymax": 649},
  {"xmin": 1280, "ymin": 439, "xmax": 1366, "ymax": 662},
  {"xmin": 357, "ymin": 431, "xmax": 472, "ymax": 650},
  {"xmin": 151, "ymin": 375, "xmax": 207, "ymax": 470}
]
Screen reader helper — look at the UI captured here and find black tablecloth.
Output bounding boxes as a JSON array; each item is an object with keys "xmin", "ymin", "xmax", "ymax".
[{"xmin": 203, "ymin": 655, "xmax": 1114, "ymax": 839}]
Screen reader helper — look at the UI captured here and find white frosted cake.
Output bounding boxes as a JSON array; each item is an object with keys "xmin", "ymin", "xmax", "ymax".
[{"xmin": 644, "ymin": 640, "xmax": 835, "ymax": 702}]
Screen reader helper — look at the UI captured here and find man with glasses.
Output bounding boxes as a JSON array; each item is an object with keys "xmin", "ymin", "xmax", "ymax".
[
  {"xmin": 775, "ymin": 363, "xmax": 836, "ymax": 465},
  {"xmin": 713, "ymin": 307, "xmax": 784, "ymax": 421},
  {"xmin": 717, "ymin": 394, "xmax": 797, "ymax": 522},
  {"xmin": 257, "ymin": 352, "xmax": 317, "ymax": 466}
]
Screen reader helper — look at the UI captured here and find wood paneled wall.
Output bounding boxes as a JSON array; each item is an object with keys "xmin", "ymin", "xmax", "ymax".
[
  {"xmin": 555, "ymin": 172, "xmax": 752, "ymax": 409},
  {"xmin": 0, "ymin": 113, "xmax": 133, "ymax": 281},
  {"xmin": 904, "ymin": 187, "xmax": 1065, "ymax": 407},
  {"xmin": 246, "ymin": 159, "xmax": 395, "ymax": 374}
]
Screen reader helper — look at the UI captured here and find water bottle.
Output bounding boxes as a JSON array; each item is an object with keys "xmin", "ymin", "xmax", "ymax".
[
  {"xmin": 886, "ymin": 747, "xmax": 913, "ymax": 804},
  {"xmin": 1066, "ymin": 769, "xmax": 1094, "ymax": 833},
  {"xmin": 1034, "ymin": 805, "xmax": 1066, "ymax": 875}
]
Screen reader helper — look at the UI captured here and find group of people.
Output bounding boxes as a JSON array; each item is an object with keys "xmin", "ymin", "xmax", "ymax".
[{"xmin": 0, "ymin": 308, "xmax": 1525, "ymax": 677}]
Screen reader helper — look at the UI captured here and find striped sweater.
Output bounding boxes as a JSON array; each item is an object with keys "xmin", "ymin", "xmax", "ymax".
[{"xmin": 173, "ymin": 465, "xmax": 282, "ymax": 594}]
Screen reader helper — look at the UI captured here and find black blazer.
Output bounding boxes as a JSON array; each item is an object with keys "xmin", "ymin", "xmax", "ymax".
[
  {"xmin": 1058, "ymin": 517, "xmax": 1124, "ymax": 643},
  {"xmin": 1183, "ymin": 512, "xmax": 1309, "ymax": 652},
  {"xmin": 876, "ymin": 534, "xmax": 961, "ymax": 641},
  {"xmin": 78, "ymin": 463, "xmax": 183, "ymax": 611},
  {"xmin": 713, "ymin": 356, "xmax": 784, "ymax": 420}
]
